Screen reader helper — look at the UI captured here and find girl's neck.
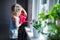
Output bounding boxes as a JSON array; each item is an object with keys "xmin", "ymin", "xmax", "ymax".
[{"xmin": 13, "ymin": 13, "xmax": 19, "ymax": 17}]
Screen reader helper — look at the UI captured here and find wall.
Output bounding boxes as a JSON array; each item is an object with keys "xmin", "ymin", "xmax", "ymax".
[
  {"xmin": 28, "ymin": 0, "xmax": 32, "ymax": 21},
  {"xmin": 0, "ymin": 0, "xmax": 16, "ymax": 40},
  {"xmin": 48, "ymin": 0, "xmax": 56, "ymax": 11},
  {"xmin": 17, "ymin": 0, "xmax": 28, "ymax": 13}
]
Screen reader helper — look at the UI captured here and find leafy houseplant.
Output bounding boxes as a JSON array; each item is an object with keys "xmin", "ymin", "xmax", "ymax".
[
  {"xmin": 48, "ymin": 3, "xmax": 60, "ymax": 20},
  {"xmin": 30, "ymin": 19, "xmax": 41, "ymax": 38},
  {"xmin": 48, "ymin": 3, "xmax": 60, "ymax": 40},
  {"xmin": 31, "ymin": 20, "xmax": 41, "ymax": 33},
  {"xmin": 31, "ymin": 3, "xmax": 60, "ymax": 39},
  {"xmin": 38, "ymin": 3, "xmax": 60, "ymax": 40}
]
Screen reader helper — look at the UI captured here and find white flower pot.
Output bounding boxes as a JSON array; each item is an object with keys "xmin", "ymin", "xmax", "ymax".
[{"xmin": 33, "ymin": 28, "xmax": 39, "ymax": 38}]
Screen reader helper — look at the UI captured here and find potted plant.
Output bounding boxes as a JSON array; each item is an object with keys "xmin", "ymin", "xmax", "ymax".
[
  {"xmin": 38, "ymin": 12, "xmax": 50, "ymax": 33},
  {"xmin": 49, "ymin": 3, "xmax": 60, "ymax": 25},
  {"xmin": 38, "ymin": 3, "xmax": 60, "ymax": 40},
  {"xmin": 31, "ymin": 19, "xmax": 41, "ymax": 38},
  {"xmin": 47, "ymin": 3, "xmax": 60, "ymax": 40}
]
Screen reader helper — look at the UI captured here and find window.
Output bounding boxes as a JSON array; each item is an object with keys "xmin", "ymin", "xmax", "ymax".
[
  {"xmin": 57, "ymin": 0, "xmax": 60, "ymax": 4},
  {"xmin": 59, "ymin": 0, "xmax": 60, "ymax": 4},
  {"xmin": 55, "ymin": 0, "xmax": 57, "ymax": 4},
  {"xmin": 42, "ymin": 0, "xmax": 47, "ymax": 4}
]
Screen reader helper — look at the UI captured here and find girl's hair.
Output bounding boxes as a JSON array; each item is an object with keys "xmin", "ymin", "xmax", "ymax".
[
  {"xmin": 11, "ymin": 4, "xmax": 15, "ymax": 11},
  {"xmin": 11, "ymin": 4, "xmax": 21, "ymax": 11}
]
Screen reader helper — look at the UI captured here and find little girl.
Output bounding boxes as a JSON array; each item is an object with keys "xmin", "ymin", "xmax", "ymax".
[{"xmin": 9, "ymin": 4, "xmax": 21, "ymax": 40}]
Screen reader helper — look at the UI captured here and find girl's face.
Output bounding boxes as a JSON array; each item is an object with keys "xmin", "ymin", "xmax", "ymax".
[{"xmin": 14, "ymin": 4, "xmax": 21, "ymax": 16}]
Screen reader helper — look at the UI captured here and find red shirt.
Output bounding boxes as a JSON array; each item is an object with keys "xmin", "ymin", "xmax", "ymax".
[{"xmin": 19, "ymin": 11, "xmax": 29, "ymax": 24}]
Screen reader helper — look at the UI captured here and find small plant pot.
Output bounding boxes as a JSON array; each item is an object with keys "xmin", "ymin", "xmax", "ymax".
[{"xmin": 33, "ymin": 28, "xmax": 39, "ymax": 38}]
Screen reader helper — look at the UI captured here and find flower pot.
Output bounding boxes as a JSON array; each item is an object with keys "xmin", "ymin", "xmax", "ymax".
[{"xmin": 33, "ymin": 27, "xmax": 39, "ymax": 38}]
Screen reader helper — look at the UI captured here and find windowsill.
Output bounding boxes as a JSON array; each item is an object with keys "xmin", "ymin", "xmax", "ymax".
[
  {"xmin": 25, "ymin": 27, "xmax": 33, "ymax": 38},
  {"xmin": 25, "ymin": 27, "xmax": 41, "ymax": 40},
  {"xmin": 25, "ymin": 26, "xmax": 48, "ymax": 40}
]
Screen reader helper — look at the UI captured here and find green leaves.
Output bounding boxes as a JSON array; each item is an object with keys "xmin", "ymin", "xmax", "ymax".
[
  {"xmin": 32, "ymin": 20, "xmax": 41, "ymax": 30},
  {"xmin": 38, "ymin": 3, "xmax": 60, "ymax": 39},
  {"xmin": 49, "ymin": 23, "xmax": 56, "ymax": 33},
  {"xmin": 48, "ymin": 3, "xmax": 60, "ymax": 20},
  {"xmin": 38, "ymin": 12, "xmax": 48, "ymax": 20},
  {"xmin": 33, "ymin": 21, "xmax": 41, "ymax": 29}
]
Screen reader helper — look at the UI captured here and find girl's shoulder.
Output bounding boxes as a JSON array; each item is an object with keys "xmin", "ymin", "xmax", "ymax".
[
  {"xmin": 13, "ymin": 16, "xmax": 19, "ymax": 21},
  {"xmin": 13, "ymin": 16, "xmax": 18, "ymax": 19}
]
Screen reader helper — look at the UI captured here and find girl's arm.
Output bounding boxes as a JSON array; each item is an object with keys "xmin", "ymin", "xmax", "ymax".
[
  {"xmin": 21, "ymin": 8, "xmax": 27, "ymax": 15},
  {"xmin": 13, "ymin": 16, "xmax": 21, "ymax": 28},
  {"xmin": 20, "ymin": 5, "xmax": 27, "ymax": 16}
]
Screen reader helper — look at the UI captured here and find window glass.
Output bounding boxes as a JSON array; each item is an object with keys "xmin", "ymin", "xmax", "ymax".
[
  {"xmin": 59, "ymin": 0, "xmax": 60, "ymax": 4},
  {"xmin": 42, "ymin": 0, "xmax": 47, "ymax": 4},
  {"xmin": 55, "ymin": 0, "xmax": 57, "ymax": 4}
]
